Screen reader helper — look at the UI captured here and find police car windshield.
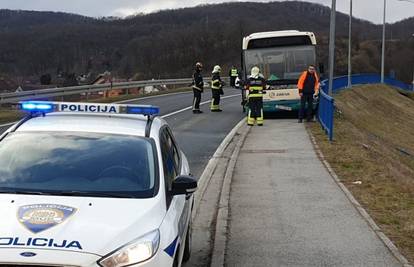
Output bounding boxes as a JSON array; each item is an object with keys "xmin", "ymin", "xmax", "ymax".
[{"xmin": 0, "ymin": 132, "xmax": 158, "ymax": 198}]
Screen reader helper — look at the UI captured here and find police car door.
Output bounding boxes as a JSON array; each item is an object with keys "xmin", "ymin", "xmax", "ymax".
[{"xmin": 159, "ymin": 127, "xmax": 187, "ymax": 263}]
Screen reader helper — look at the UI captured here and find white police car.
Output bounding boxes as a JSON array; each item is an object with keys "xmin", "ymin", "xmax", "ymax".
[{"xmin": 0, "ymin": 101, "xmax": 197, "ymax": 267}]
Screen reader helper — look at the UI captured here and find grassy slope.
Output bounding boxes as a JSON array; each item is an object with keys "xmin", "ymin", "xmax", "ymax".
[{"xmin": 310, "ymin": 84, "xmax": 414, "ymax": 264}]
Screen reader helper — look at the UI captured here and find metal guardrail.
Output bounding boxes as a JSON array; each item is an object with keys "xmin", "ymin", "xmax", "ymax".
[
  {"xmin": 318, "ymin": 90, "xmax": 335, "ymax": 141},
  {"xmin": 0, "ymin": 78, "xmax": 196, "ymax": 104},
  {"xmin": 327, "ymin": 74, "xmax": 413, "ymax": 92},
  {"xmin": 318, "ymin": 74, "xmax": 412, "ymax": 141}
]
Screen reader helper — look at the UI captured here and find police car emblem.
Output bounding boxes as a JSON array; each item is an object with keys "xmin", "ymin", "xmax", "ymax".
[{"xmin": 18, "ymin": 204, "xmax": 76, "ymax": 233}]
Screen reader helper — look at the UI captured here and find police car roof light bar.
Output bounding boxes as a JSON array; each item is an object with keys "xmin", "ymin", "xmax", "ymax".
[{"xmin": 18, "ymin": 101, "xmax": 160, "ymax": 116}]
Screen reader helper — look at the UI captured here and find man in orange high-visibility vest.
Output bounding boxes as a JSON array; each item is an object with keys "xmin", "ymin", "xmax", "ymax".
[{"xmin": 297, "ymin": 65, "xmax": 320, "ymax": 123}]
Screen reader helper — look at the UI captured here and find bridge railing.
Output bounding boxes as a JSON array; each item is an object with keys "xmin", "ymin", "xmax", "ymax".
[
  {"xmin": 318, "ymin": 74, "xmax": 412, "ymax": 141},
  {"xmin": 318, "ymin": 88, "xmax": 335, "ymax": 141},
  {"xmin": 0, "ymin": 78, "xmax": 196, "ymax": 104},
  {"xmin": 326, "ymin": 73, "xmax": 413, "ymax": 93}
]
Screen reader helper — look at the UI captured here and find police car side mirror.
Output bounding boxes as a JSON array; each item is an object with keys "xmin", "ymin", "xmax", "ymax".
[{"xmin": 172, "ymin": 175, "xmax": 197, "ymax": 195}]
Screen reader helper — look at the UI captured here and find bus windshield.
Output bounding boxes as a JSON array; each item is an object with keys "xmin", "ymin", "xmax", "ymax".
[{"xmin": 244, "ymin": 45, "xmax": 316, "ymax": 82}]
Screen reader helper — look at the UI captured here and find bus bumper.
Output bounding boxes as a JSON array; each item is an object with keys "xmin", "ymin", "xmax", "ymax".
[{"xmin": 262, "ymin": 99, "xmax": 318, "ymax": 113}]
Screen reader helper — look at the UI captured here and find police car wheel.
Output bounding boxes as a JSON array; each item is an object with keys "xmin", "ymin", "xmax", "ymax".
[{"xmin": 182, "ymin": 216, "xmax": 192, "ymax": 262}]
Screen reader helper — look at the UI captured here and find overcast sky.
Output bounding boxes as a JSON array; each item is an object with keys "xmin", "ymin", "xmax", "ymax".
[{"xmin": 1, "ymin": 0, "xmax": 413, "ymax": 24}]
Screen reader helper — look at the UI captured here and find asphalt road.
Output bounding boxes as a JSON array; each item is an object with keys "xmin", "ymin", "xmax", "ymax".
[
  {"xmin": 121, "ymin": 88, "xmax": 244, "ymax": 178},
  {"xmin": 0, "ymin": 88, "xmax": 244, "ymax": 178}
]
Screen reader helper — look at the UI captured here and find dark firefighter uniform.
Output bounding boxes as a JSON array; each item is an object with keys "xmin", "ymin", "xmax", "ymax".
[
  {"xmin": 211, "ymin": 66, "xmax": 223, "ymax": 112},
  {"xmin": 246, "ymin": 74, "xmax": 266, "ymax": 126},
  {"xmin": 192, "ymin": 63, "xmax": 204, "ymax": 114},
  {"xmin": 229, "ymin": 67, "xmax": 238, "ymax": 87}
]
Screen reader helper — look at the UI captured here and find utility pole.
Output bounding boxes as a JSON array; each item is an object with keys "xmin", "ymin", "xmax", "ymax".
[
  {"xmin": 328, "ymin": 0, "xmax": 336, "ymax": 96},
  {"xmin": 381, "ymin": 0, "xmax": 387, "ymax": 83},
  {"xmin": 348, "ymin": 0, "xmax": 353, "ymax": 88}
]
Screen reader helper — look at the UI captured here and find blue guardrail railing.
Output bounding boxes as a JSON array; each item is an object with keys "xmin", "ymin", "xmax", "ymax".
[
  {"xmin": 318, "ymin": 90, "xmax": 335, "ymax": 141},
  {"xmin": 318, "ymin": 74, "xmax": 412, "ymax": 141}
]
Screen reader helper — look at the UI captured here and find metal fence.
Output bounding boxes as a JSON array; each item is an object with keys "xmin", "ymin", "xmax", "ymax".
[
  {"xmin": 0, "ymin": 78, "xmax": 196, "ymax": 104},
  {"xmin": 318, "ymin": 89, "xmax": 335, "ymax": 141},
  {"xmin": 318, "ymin": 74, "xmax": 412, "ymax": 141},
  {"xmin": 326, "ymin": 73, "xmax": 413, "ymax": 93}
]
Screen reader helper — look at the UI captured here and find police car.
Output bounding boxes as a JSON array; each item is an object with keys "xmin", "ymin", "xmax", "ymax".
[{"xmin": 0, "ymin": 101, "xmax": 197, "ymax": 267}]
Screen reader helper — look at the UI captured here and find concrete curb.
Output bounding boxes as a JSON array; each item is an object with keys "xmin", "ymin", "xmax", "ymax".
[
  {"xmin": 210, "ymin": 124, "xmax": 250, "ymax": 267},
  {"xmin": 306, "ymin": 127, "xmax": 412, "ymax": 267},
  {"xmin": 192, "ymin": 118, "xmax": 246, "ymax": 222}
]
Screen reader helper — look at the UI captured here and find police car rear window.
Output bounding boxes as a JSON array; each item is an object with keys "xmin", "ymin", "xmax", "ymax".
[{"xmin": 0, "ymin": 132, "xmax": 158, "ymax": 198}]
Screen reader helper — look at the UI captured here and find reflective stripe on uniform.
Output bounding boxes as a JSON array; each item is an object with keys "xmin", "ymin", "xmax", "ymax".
[
  {"xmin": 211, "ymin": 79, "xmax": 221, "ymax": 89},
  {"xmin": 211, "ymin": 102, "xmax": 220, "ymax": 110},
  {"xmin": 249, "ymin": 86, "xmax": 263, "ymax": 91},
  {"xmin": 248, "ymin": 93, "xmax": 263, "ymax": 98},
  {"xmin": 231, "ymin": 69, "xmax": 238, "ymax": 77},
  {"xmin": 247, "ymin": 110, "xmax": 255, "ymax": 125}
]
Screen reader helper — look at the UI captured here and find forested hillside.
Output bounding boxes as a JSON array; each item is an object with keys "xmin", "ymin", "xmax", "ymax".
[{"xmin": 0, "ymin": 1, "xmax": 413, "ymax": 86}]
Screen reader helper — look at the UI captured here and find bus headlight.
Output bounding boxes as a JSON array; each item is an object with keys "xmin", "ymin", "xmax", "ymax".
[{"xmin": 98, "ymin": 229, "xmax": 160, "ymax": 267}]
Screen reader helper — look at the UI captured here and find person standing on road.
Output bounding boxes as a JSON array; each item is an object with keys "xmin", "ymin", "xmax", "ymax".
[
  {"xmin": 192, "ymin": 62, "xmax": 204, "ymax": 114},
  {"xmin": 297, "ymin": 65, "xmax": 320, "ymax": 123},
  {"xmin": 229, "ymin": 65, "xmax": 238, "ymax": 87},
  {"xmin": 245, "ymin": 66, "xmax": 266, "ymax": 126},
  {"xmin": 211, "ymin": 65, "xmax": 224, "ymax": 112}
]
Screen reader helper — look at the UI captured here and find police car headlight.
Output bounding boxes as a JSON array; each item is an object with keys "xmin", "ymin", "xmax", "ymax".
[{"xmin": 98, "ymin": 229, "xmax": 160, "ymax": 267}]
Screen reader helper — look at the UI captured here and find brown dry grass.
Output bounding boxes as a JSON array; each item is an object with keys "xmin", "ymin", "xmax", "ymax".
[
  {"xmin": 0, "ymin": 108, "xmax": 23, "ymax": 124},
  {"xmin": 310, "ymin": 84, "xmax": 414, "ymax": 264}
]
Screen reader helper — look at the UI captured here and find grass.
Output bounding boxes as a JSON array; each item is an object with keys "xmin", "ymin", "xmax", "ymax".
[
  {"xmin": 0, "ymin": 87, "xmax": 192, "ymax": 124},
  {"xmin": 309, "ymin": 84, "xmax": 414, "ymax": 264},
  {"xmin": 0, "ymin": 108, "xmax": 24, "ymax": 124}
]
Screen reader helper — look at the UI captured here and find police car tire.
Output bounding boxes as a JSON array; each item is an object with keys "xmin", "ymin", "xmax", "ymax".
[{"xmin": 182, "ymin": 217, "xmax": 192, "ymax": 262}]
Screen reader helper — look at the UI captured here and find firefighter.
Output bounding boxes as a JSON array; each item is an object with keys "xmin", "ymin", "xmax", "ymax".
[
  {"xmin": 211, "ymin": 65, "xmax": 224, "ymax": 112},
  {"xmin": 192, "ymin": 62, "xmax": 204, "ymax": 114},
  {"xmin": 229, "ymin": 65, "xmax": 238, "ymax": 87},
  {"xmin": 245, "ymin": 66, "xmax": 266, "ymax": 126},
  {"xmin": 297, "ymin": 65, "xmax": 320, "ymax": 122}
]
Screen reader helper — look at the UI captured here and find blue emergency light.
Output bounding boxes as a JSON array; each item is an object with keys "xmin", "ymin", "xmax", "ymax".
[
  {"xmin": 20, "ymin": 102, "xmax": 55, "ymax": 112},
  {"xmin": 19, "ymin": 101, "xmax": 159, "ymax": 116}
]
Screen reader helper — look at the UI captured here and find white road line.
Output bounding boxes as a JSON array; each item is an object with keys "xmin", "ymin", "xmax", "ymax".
[
  {"xmin": 115, "ymin": 91, "xmax": 192, "ymax": 104},
  {"xmin": 161, "ymin": 94, "xmax": 240, "ymax": 119},
  {"xmin": 0, "ymin": 93, "xmax": 240, "ymax": 127}
]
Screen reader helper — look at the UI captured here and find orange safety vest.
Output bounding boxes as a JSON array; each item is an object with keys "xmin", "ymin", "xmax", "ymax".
[{"xmin": 297, "ymin": 71, "xmax": 320, "ymax": 94}]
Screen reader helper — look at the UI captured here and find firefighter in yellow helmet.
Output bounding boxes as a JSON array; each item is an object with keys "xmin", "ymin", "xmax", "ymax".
[
  {"xmin": 245, "ymin": 66, "xmax": 266, "ymax": 126},
  {"xmin": 210, "ymin": 65, "xmax": 224, "ymax": 112}
]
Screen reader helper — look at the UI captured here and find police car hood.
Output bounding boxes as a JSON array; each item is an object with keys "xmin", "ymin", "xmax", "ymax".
[{"xmin": 0, "ymin": 194, "xmax": 165, "ymax": 258}]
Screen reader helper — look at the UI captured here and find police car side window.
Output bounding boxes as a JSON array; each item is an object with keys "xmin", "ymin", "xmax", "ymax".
[
  {"xmin": 166, "ymin": 129, "xmax": 181, "ymax": 174},
  {"xmin": 160, "ymin": 129, "xmax": 176, "ymax": 189}
]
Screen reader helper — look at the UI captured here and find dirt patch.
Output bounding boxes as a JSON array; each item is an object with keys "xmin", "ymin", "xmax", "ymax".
[{"xmin": 310, "ymin": 84, "xmax": 414, "ymax": 264}]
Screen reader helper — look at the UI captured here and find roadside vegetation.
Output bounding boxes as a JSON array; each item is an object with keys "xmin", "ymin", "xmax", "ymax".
[{"xmin": 310, "ymin": 84, "xmax": 414, "ymax": 263}]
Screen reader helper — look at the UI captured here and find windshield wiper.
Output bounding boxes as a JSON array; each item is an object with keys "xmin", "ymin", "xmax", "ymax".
[{"xmin": 0, "ymin": 189, "xmax": 48, "ymax": 195}]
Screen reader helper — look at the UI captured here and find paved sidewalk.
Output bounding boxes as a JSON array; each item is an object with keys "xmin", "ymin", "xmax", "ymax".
[{"xmin": 225, "ymin": 120, "xmax": 401, "ymax": 267}]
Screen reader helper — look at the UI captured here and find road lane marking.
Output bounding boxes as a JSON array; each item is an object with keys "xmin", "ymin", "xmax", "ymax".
[
  {"xmin": 0, "ymin": 93, "xmax": 240, "ymax": 128},
  {"xmin": 161, "ymin": 94, "xmax": 240, "ymax": 119}
]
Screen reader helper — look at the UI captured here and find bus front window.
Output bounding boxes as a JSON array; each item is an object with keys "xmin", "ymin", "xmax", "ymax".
[{"xmin": 244, "ymin": 45, "xmax": 316, "ymax": 81}]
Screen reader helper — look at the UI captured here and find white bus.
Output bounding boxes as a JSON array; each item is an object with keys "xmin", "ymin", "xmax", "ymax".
[{"xmin": 241, "ymin": 30, "xmax": 319, "ymax": 112}]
